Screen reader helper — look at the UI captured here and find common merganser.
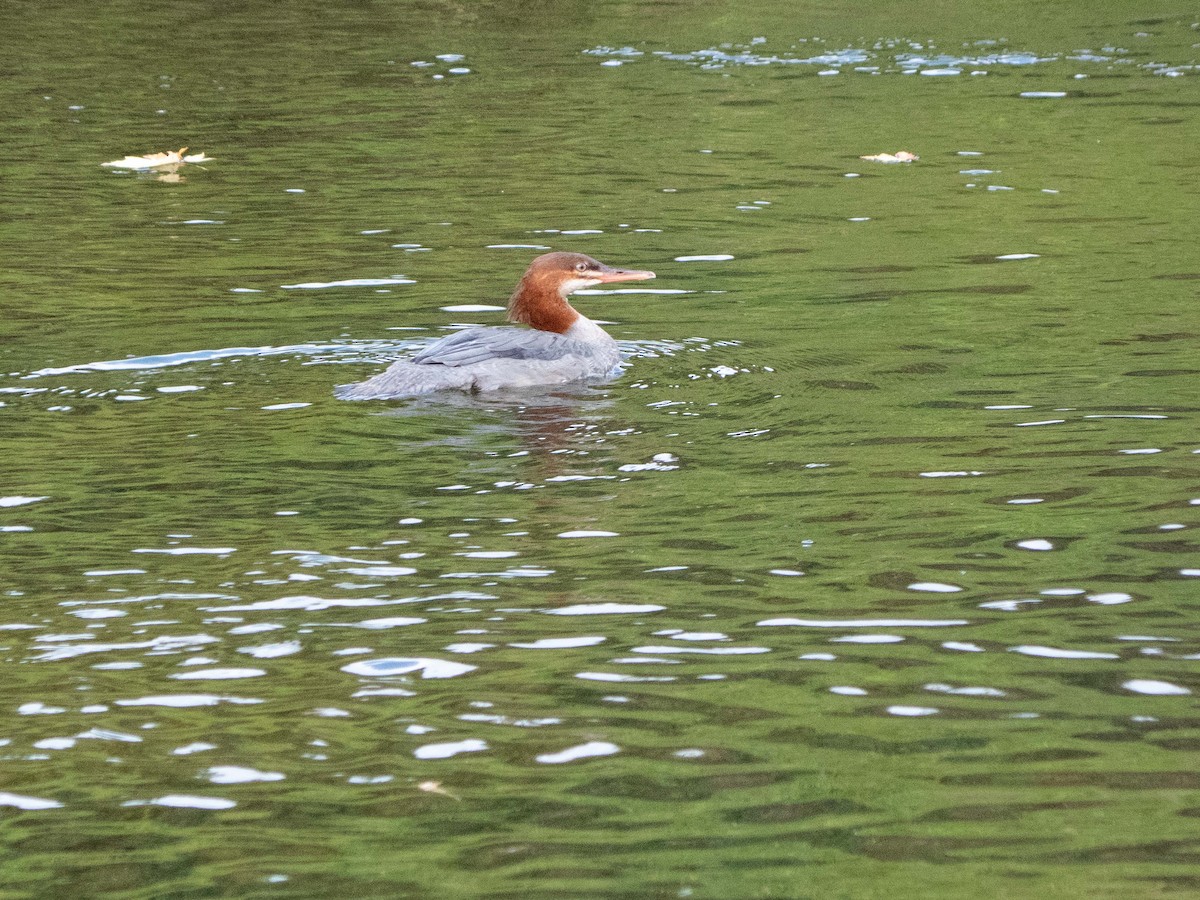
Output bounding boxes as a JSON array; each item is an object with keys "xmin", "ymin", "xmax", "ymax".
[{"xmin": 335, "ymin": 251, "xmax": 655, "ymax": 399}]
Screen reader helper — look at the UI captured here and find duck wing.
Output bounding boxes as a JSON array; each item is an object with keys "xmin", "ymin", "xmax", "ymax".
[{"xmin": 413, "ymin": 328, "xmax": 589, "ymax": 368}]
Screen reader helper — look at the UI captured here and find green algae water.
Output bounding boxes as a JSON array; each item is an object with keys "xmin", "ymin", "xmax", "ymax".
[{"xmin": 1, "ymin": 1, "xmax": 1198, "ymax": 897}]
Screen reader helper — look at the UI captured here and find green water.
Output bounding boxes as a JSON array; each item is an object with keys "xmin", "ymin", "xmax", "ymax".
[{"xmin": 1, "ymin": 1, "xmax": 1198, "ymax": 897}]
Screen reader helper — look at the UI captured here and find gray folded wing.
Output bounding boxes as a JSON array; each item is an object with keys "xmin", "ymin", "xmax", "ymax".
[{"xmin": 413, "ymin": 328, "xmax": 590, "ymax": 367}]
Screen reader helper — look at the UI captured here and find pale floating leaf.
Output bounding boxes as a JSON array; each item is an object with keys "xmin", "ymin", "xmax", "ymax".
[
  {"xmin": 859, "ymin": 150, "xmax": 919, "ymax": 163},
  {"xmin": 417, "ymin": 780, "xmax": 461, "ymax": 800},
  {"xmin": 102, "ymin": 147, "xmax": 214, "ymax": 170}
]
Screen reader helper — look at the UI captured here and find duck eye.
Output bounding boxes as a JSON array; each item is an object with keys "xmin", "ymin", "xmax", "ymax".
[{"xmin": 575, "ymin": 261, "xmax": 589, "ymax": 273}]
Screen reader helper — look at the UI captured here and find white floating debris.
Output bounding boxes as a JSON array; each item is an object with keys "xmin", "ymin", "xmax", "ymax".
[{"xmin": 860, "ymin": 150, "xmax": 918, "ymax": 163}]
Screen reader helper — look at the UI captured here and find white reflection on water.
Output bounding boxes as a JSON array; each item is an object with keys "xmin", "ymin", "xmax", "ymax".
[
  {"xmin": 0, "ymin": 792, "xmax": 64, "ymax": 810},
  {"xmin": 887, "ymin": 706, "xmax": 940, "ymax": 717},
  {"xmin": 170, "ymin": 668, "xmax": 266, "ymax": 680},
  {"xmin": 509, "ymin": 636, "xmax": 606, "ymax": 649},
  {"xmin": 630, "ymin": 645, "xmax": 769, "ymax": 655},
  {"xmin": 116, "ymin": 695, "xmax": 262, "ymax": 708},
  {"xmin": 238, "ymin": 641, "xmax": 302, "ymax": 658},
  {"xmin": 341, "ymin": 617, "xmax": 427, "ymax": 629},
  {"xmin": 587, "ymin": 41, "xmax": 1195, "ymax": 78},
  {"xmin": 209, "ymin": 596, "xmax": 421, "ymax": 612},
  {"xmin": 173, "ymin": 742, "xmax": 217, "ymax": 755},
  {"xmin": 206, "ymin": 766, "xmax": 285, "ymax": 784},
  {"xmin": 546, "ymin": 603, "xmax": 665, "ymax": 615},
  {"xmin": 1009, "ymin": 645, "xmax": 1120, "ymax": 660},
  {"xmin": 341, "ymin": 657, "xmax": 475, "ymax": 679},
  {"xmin": 31, "ymin": 634, "xmax": 219, "ymax": 661},
  {"xmin": 124, "ymin": 795, "xmax": 236, "ymax": 810},
  {"xmin": 459, "ymin": 714, "xmax": 561, "ymax": 727},
  {"xmin": 925, "ymin": 683, "xmax": 1006, "ymax": 697},
  {"xmin": 413, "ymin": 739, "xmax": 487, "ymax": 760},
  {"xmin": 758, "ymin": 617, "xmax": 968, "ymax": 627},
  {"xmin": 1122, "ymin": 679, "xmax": 1190, "ymax": 696},
  {"xmin": 280, "ymin": 277, "xmax": 416, "ymax": 290},
  {"xmin": 536, "ymin": 742, "xmax": 620, "ymax": 764}
]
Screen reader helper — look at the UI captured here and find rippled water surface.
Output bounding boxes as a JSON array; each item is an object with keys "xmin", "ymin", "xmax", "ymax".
[{"xmin": 2, "ymin": 1, "xmax": 1198, "ymax": 896}]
